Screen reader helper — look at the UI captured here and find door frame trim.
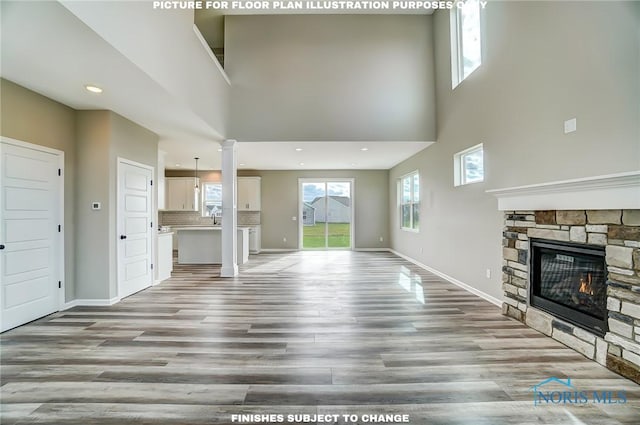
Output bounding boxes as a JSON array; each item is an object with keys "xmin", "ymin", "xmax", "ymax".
[
  {"xmin": 116, "ymin": 157, "xmax": 155, "ymax": 299},
  {"xmin": 0, "ymin": 136, "xmax": 65, "ymax": 311},
  {"xmin": 297, "ymin": 178, "xmax": 355, "ymax": 250}
]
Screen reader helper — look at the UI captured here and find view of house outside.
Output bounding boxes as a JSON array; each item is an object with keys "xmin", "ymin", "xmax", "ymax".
[{"xmin": 302, "ymin": 182, "xmax": 351, "ymax": 248}]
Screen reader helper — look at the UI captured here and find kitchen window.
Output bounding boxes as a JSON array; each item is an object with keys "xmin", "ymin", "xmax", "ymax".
[
  {"xmin": 451, "ymin": 0, "xmax": 482, "ymax": 88},
  {"xmin": 399, "ymin": 171, "xmax": 419, "ymax": 231},
  {"xmin": 202, "ymin": 182, "xmax": 222, "ymax": 217}
]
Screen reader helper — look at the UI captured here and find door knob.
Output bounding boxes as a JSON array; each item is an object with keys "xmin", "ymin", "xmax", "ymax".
[
  {"xmin": 120, "ymin": 235, "xmax": 127, "ymax": 240},
  {"xmin": 0, "ymin": 244, "xmax": 5, "ymax": 250}
]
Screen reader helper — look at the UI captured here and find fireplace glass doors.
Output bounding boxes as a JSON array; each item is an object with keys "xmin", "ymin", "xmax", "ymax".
[{"xmin": 530, "ymin": 239, "xmax": 607, "ymax": 336}]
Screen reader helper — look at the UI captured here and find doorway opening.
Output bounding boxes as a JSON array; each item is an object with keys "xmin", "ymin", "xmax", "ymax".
[{"xmin": 299, "ymin": 179, "xmax": 354, "ymax": 250}]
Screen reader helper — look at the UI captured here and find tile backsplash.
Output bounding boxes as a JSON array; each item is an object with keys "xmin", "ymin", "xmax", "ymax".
[{"xmin": 160, "ymin": 211, "xmax": 261, "ymax": 226}]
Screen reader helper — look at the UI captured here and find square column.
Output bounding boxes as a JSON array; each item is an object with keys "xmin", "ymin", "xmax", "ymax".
[{"xmin": 220, "ymin": 139, "xmax": 238, "ymax": 277}]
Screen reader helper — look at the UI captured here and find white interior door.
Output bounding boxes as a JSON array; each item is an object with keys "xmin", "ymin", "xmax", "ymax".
[
  {"xmin": 0, "ymin": 138, "xmax": 63, "ymax": 332},
  {"xmin": 117, "ymin": 159, "xmax": 153, "ymax": 299}
]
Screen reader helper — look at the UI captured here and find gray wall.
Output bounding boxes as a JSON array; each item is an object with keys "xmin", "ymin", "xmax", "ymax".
[
  {"xmin": 239, "ymin": 170, "xmax": 389, "ymax": 250},
  {"xmin": 226, "ymin": 14, "xmax": 436, "ymax": 142},
  {"xmin": 75, "ymin": 111, "xmax": 112, "ymax": 299},
  {"xmin": 0, "ymin": 79, "xmax": 77, "ymax": 302},
  {"xmin": 109, "ymin": 113, "xmax": 158, "ymax": 299},
  {"xmin": 390, "ymin": 1, "xmax": 640, "ymax": 301},
  {"xmin": 75, "ymin": 111, "xmax": 158, "ymax": 300}
]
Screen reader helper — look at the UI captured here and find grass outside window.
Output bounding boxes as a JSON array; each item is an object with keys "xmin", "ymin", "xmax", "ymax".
[{"xmin": 303, "ymin": 223, "xmax": 351, "ymax": 248}]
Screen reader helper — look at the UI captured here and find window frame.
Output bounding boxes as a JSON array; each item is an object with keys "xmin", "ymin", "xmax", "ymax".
[
  {"xmin": 454, "ymin": 143, "xmax": 484, "ymax": 187},
  {"xmin": 398, "ymin": 170, "xmax": 420, "ymax": 232},
  {"xmin": 201, "ymin": 181, "xmax": 222, "ymax": 218},
  {"xmin": 450, "ymin": 0, "xmax": 482, "ymax": 89}
]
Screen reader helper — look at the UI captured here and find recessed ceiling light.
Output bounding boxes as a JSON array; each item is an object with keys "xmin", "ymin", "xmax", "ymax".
[
  {"xmin": 175, "ymin": 163, "xmax": 181, "ymax": 167},
  {"xmin": 239, "ymin": 163, "xmax": 245, "ymax": 166},
  {"xmin": 84, "ymin": 84, "xmax": 103, "ymax": 94},
  {"xmin": 299, "ymin": 162, "xmax": 305, "ymax": 166},
  {"xmin": 295, "ymin": 148, "xmax": 303, "ymax": 152},
  {"xmin": 217, "ymin": 148, "xmax": 222, "ymax": 152},
  {"xmin": 360, "ymin": 147, "xmax": 369, "ymax": 151}
]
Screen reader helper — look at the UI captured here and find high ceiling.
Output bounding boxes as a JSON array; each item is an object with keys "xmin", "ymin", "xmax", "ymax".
[{"xmin": 1, "ymin": 0, "xmax": 433, "ymax": 171}]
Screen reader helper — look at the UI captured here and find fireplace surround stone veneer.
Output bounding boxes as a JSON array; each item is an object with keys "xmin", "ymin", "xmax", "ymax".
[{"xmin": 501, "ymin": 209, "xmax": 640, "ymax": 383}]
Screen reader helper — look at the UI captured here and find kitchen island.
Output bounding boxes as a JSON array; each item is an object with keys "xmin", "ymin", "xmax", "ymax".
[{"xmin": 174, "ymin": 227, "xmax": 249, "ymax": 265}]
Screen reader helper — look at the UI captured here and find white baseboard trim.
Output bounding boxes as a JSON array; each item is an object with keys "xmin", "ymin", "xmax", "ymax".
[
  {"xmin": 260, "ymin": 249, "xmax": 298, "ymax": 253},
  {"xmin": 260, "ymin": 248, "xmax": 391, "ymax": 253},
  {"xmin": 62, "ymin": 297, "xmax": 121, "ymax": 310},
  {"xmin": 62, "ymin": 300, "xmax": 78, "ymax": 310},
  {"xmin": 389, "ymin": 249, "xmax": 503, "ymax": 307}
]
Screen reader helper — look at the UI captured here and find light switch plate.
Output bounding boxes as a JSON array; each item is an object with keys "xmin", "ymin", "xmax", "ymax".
[{"xmin": 91, "ymin": 202, "xmax": 101, "ymax": 210}]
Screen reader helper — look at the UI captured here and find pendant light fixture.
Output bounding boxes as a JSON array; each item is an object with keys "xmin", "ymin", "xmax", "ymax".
[{"xmin": 194, "ymin": 157, "xmax": 200, "ymax": 193}]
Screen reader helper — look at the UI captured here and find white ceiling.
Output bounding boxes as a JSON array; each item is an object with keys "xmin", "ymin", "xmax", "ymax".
[
  {"xmin": 162, "ymin": 140, "xmax": 432, "ymax": 170},
  {"xmin": 1, "ymin": 0, "xmax": 433, "ymax": 171},
  {"xmin": 1, "ymin": 1, "xmax": 222, "ymax": 144}
]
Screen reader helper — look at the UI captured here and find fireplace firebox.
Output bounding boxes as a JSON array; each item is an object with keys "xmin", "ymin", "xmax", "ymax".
[{"xmin": 529, "ymin": 239, "xmax": 607, "ymax": 337}]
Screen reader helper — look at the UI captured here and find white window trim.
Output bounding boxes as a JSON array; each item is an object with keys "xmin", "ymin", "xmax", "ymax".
[
  {"xmin": 201, "ymin": 181, "xmax": 222, "ymax": 217},
  {"xmin": 399, "ymin": 170, "xmax": 420, "ymax": 232},
  {"xmin": 454, "ymin": 143, "xmax": 484, "ymax": 187},
  {"xmin": 450, "ymin": 6, "xmax": 463, "ymax": 89},
  {"xmin": 450, "ymin": 0, "xmax": 482, "ymax": 89}
]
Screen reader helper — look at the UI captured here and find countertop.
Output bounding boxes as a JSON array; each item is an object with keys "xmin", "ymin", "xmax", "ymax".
[
  {"xmin": 172, "ymin": 226, "xmax": 221, "ymax": 231},
  {"xmin": 167, "ymin": 225, "xmax": 257, "ymax": 230}
]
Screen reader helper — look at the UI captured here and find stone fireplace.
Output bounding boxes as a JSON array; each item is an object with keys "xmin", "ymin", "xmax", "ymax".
[{"xmin": 488, "ymin": 172, "xmax": 640, "ymax": 384}]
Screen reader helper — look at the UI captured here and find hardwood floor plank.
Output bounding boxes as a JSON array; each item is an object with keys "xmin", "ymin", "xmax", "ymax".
[
  {"xmin": 243, "ymin": 382, "xmax": 513, "ymax": 405},
  {"xmin": 1, "ymin": 251, "xmax": 638, "ymax": 424},
  {"xmin": 1, "ymin": 382, "xmax": 249, "ymax": 405}
]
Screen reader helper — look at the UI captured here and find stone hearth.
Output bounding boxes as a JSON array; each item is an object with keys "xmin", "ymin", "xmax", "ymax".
[{"xmin": 501, "ymin": 209, "xmax": 640, "ymax": 384}]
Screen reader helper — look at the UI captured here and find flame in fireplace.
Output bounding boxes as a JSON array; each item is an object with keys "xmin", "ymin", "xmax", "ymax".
[{"xmin": 578, "ymin": 273, "xmax": 594, "ymax": 296}]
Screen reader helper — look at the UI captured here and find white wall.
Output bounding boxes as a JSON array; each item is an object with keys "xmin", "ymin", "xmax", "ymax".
[
  {"xmin": 60, "ymin": 0, "xmax": 229, "ymax": 139},
  {"xmin": 390, "ymin": 1, "xmax": 640, "ymax": 302},
  {"xmin": 226, "ymin": 14, "xmax": 436, "ymax": 142}
]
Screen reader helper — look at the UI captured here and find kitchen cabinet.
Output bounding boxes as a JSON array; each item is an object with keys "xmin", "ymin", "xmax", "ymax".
[
  {"xmin": 157, "ymin": 232, "xmax": 173, "ymax": 282},
  {"xmin": 166, "ymin": 177, "xmax": 199, "ymax": 211},
  {"xmin": 238, "ymin": 177, "xmax": 261, "ymax": 211},
  {"xmin": 248, "ymin": 225, "xmax": 261, "ymax": 254},
  {"xmin": 175, "ymin": 227, "xmax": 249, "ymax": 265}
]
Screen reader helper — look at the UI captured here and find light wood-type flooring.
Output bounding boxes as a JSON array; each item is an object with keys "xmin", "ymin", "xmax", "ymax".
[{"xmin": 1, "ymin": 251, "xmax": 639, "ymax": 424}]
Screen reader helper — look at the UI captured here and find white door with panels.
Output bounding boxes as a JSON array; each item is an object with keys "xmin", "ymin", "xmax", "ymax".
[
  {"xmin": 0, "ymin": 138, "xmax": 63, "ymax": 332},
  {"xmin": 117, "ymin": 159, "xmax": 153, "ymax": 299}
]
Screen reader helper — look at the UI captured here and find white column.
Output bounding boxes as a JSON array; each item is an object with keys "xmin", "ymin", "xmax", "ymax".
[{"xmin": 220, "ymin": 139, "xmax": 238, "ymax": 277}]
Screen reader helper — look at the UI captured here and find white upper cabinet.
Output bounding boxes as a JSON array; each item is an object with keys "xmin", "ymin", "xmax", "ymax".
[
  {"xmin": 165, "ymin": 177, "xmax": 199, "ymax": 211},
  {"xmin": 238, "ymin": 177, "xmax": 261, "ymax": 211}
]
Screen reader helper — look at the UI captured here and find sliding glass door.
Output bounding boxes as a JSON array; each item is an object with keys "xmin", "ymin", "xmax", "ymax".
[{"xmin": 300, "ymin": 179, "xmax": 353, "ymax": 250}]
